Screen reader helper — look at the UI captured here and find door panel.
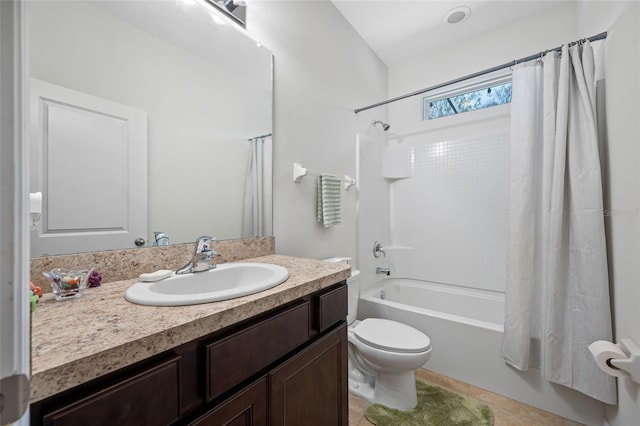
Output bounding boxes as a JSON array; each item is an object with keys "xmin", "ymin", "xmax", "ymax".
[{"xmin": 30, "ymin": 78, "xmax": 147, "ymax": 256}]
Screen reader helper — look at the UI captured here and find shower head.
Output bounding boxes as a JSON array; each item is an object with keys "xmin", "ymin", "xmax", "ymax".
[{"xmin": 372, "ymin": 119, "xmax": 390, "ymax": 131}]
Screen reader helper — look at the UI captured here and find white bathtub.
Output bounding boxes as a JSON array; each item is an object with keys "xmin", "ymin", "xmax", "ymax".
[
  {"xmin": 364, "ymin": 278, "xmax": 504, "ymax": 331},
  {"xmin": 357, "ymin": 278, "xmax": 603, "ymax": 426}
]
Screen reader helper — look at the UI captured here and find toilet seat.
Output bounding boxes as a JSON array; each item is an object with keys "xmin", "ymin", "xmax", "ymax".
[{"xmin": 353, "ymin": 318, "xmax": 431, "ymax": 354}]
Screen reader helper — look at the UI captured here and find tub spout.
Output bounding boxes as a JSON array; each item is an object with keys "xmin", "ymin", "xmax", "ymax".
[{"xmin": 376, "ymin": 267, "xmax": 391, "ymax": 276}]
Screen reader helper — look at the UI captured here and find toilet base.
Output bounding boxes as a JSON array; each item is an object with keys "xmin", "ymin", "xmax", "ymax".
[
  {"xmin": 348, "ymin": 362, "xmax": 418, "ymax": 411},
  {"xmin": 374, "ymin": 371, "xmax": 418, "ymax": 410},
  {"xmin": 349, "ymin": 376, "xmax": 375, "ymax": 402}
]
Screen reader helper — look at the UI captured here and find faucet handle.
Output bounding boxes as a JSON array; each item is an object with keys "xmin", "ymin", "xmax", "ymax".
[{"xmin": 195, "ymin": 236, "xmax": 216, "ymax": 252}]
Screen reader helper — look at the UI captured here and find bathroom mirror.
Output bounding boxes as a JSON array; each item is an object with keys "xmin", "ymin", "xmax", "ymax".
[{"xmin": 27, "ymin": 0, "xmax": 273, "ymax": 257}]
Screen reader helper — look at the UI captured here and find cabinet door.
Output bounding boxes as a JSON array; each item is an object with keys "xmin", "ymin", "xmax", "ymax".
[
  {"xmin": 189, "ymin": 377, "xmax": 267, "ymax": 426},
  {"xmin": 269, "ymin": 323, "xmax": 348, "ymax": 426}
]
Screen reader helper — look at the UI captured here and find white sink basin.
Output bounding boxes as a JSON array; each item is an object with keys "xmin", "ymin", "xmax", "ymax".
[{"xmin": 124, "ymin": 263, "xmax": 289, "ymax": 306}]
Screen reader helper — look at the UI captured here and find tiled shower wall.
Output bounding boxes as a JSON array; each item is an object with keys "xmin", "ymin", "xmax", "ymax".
[
  {"xmin": 359, "ymin": 132, "xmax": 510, "ymax": 294},
  {"xmin": 356, "ymin": 132, "xmax": 391, "ymax": 289}
]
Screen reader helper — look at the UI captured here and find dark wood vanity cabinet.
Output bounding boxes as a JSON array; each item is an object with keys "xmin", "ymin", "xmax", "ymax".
[{"xmin": 31, "ymin": 282, "xmax": 348, "ymax": 426}]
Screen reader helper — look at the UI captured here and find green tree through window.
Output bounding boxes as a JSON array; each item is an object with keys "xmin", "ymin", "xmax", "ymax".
[{"xmin": 424, "ymin": 81, "xmax": 512, "ymax": 120}]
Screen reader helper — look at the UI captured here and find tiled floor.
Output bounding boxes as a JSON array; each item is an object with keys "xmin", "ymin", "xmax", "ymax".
[{"xmin": 349, "ymin": 368, "xmax": 586, "ymax": 426}]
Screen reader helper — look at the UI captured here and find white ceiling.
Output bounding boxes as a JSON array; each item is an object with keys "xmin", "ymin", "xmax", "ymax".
[{"xmin": 332, "ymin": 0, "xmax": 566, "ymax": 68}]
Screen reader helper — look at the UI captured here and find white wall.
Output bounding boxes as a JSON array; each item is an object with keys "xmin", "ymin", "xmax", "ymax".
[
  {"xmin": 580, "ymin": 2, "xmax": 640, "ymax": 425},
  {"xmin": 246, "ymin": 1, "xmax": 387, "ymax": 262}
]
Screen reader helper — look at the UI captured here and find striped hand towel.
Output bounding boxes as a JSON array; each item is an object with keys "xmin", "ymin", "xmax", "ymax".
[{"xmin": 317, "ymin": 174, "xmax": 341, "ymax": 227}]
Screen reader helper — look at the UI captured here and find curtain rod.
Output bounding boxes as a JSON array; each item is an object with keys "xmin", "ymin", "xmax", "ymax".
[
  {"xmin": 354, "ymin": 31, "xmax": 607, "ymax": 114},
  {"xmin": 249, "ymin": 133, "xmax": 272, "ymax": 141}
]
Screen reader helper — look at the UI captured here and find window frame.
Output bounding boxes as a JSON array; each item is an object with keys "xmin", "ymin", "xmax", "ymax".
[{"xmin": 422, "ymin": 74, "xmax": 512, "ymax": 121}]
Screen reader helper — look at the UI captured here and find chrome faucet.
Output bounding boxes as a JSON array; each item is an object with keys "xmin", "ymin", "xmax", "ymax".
[
  {"xmin": 176, "ymin": 236, "xmax": 218, "ymax": 274},
  {"xmin": 376, "ymin": 267, "xmax": 391, "ymax": 276},
  {"xmin": 373, "ymin": 241, "xmax": 385, "ymax": 258},
  {"xmin": 154, "ymin": 231, "xmax": 170, "ymax": 246}
]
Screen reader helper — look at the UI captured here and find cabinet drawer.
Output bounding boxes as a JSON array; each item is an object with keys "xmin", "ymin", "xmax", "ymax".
[
  {"xmin": 317, "ymin": 284, "xmax": 347, "ymax": 333},
  {"xmin": 205, "ymin": 302, "xmax": 310, "ymax": 401},
  {"xmin": 43, "ymin": 355, "xmax": 181, "ymax": 426}
]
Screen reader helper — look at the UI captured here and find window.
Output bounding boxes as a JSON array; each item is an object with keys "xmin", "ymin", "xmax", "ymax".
[{"xmin": 423, "ymin": 79, "xmax": 512, "ymax": 120}]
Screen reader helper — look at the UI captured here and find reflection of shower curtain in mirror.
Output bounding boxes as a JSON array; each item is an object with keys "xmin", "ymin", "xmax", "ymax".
[{"xmin": 242, "ymin": 136, "xmax": 272, "ymax": 238}]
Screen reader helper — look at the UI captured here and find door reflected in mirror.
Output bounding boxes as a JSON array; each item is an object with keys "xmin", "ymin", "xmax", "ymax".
[{"xmin": 27, "ymin": 0, "xmax": 273, "ymax": 257}]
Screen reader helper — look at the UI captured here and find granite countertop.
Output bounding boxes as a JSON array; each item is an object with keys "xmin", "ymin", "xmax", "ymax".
[{"xmin": 30, "ymin": 254, "xmax": 351, "ymax": 402}]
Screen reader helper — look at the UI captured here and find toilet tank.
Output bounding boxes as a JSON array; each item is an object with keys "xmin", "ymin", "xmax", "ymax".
[{"xmin": 347, "ymin": 269, "xmax": 360, "ymax": 324}]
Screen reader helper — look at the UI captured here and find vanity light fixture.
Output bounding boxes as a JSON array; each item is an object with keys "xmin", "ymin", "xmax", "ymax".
[
  {"xmin": 190, "ymin": 0, "xmax": 229, "ymax": 25},
  {"xmin": 204, "ymin": 0, "xmax": 247, "ymax": 28},
  {"xmin": 223, "ymin": 0, "xmax": 246, "ymax": 13},
  {"xmin": 443, "ymin": 6, "xmax": 471, "ymax": 25}
]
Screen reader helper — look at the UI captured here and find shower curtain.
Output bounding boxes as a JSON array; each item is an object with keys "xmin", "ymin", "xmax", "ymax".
[
  {"xmin": 242, "ymin": 136, "xmax": 272, "ymax": 238},
  {"xmin": 503, "ymin": 41, "xmax": 616, "ymax": 404}
]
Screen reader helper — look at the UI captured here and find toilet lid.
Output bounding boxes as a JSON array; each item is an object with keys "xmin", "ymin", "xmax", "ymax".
[{"xmin": 354, "ymin": 318, "xmax": 431, "ymax": 354}]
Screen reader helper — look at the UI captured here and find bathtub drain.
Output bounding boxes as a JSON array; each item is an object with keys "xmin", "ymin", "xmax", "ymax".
[{"xmin": 380, "ymin": 290, "xmax": 385, "ymax": 300}]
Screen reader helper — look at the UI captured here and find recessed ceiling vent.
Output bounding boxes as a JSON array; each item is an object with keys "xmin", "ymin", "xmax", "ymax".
[{"xmin": 443, "ymin": 6, "xmax": 471, "ymax": 25}]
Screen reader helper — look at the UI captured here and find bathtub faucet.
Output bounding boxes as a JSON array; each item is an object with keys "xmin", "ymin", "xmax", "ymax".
[{"xmin": 376, "ymin": 267, "xmax": 391, "ymax": 276}]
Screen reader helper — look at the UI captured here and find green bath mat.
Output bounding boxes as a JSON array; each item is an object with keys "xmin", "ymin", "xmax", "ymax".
[{"xmin": 364, "ymin": 380, "xmax": 494, "ymax": 426}]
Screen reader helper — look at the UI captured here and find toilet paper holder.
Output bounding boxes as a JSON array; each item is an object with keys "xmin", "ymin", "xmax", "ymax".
[{"xmin": 609, "ymin": 338, "xmax": 640, "ymax": 384}]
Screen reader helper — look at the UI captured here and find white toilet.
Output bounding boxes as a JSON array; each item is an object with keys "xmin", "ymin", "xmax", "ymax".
[{"xmin": 345, "ymin": 269, "xmax": 432, "ymax": 411}]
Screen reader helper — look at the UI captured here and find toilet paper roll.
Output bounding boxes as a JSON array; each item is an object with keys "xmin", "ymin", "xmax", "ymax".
[{"xmin": 588, "ymin": 340, "xmax": 629, "ymax": 378}]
